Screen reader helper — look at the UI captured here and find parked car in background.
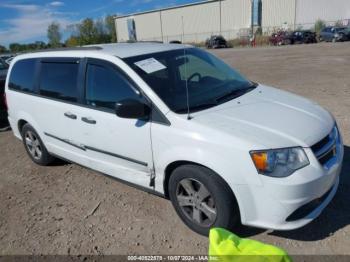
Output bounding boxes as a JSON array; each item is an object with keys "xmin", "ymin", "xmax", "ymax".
[
  {"xmin": 169, "ymin": 40, "xmax": 182, "ymax": 44},
  {"xmin": 5, "ymin": 57, "xmax": 14, "ymax": 65},
  {"xmin": 340, "ymin": 27, "xmax": 350, "ymax": 41},
  {"xmin": 289, "ymin": 30, "xmax": 317, "ymax": 44},
  {"xmin": 0, "ymin": 54, "xmax": 13, "ymax": 61},
  {"xmin": 205, "ymin": 35, "xmax": 228, "ymax": 48},
  {"xmin": 320, "ymin": 27, "xmax": 350, "ymax": 42},
  {"xmin": 5, "ymin": 44, "xmax": 343, "ymax": 236},
  {"xmin": 0, "ymin": 54, "xmax": 16, "ymax": 66},
  {"xmin": 269, "ymin": 31, "xmax": 291, "ymax": 46},
  {"xmin": 0, "ymin": 58, "xmax": 9, "ymax": 122}
]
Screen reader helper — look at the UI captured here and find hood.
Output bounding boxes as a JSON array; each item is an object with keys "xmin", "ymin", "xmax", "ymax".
[{"xmin": 192, "ymin": 85, "xmax": 334, "ymax": 149}]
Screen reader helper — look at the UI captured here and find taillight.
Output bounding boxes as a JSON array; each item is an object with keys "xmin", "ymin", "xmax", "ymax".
[{"xmin": 3, "ymin": 93, "xmax": 8, "ymax": 111}]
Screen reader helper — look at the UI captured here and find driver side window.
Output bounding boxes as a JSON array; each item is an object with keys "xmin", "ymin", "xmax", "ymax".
[{"xmin": 85, "ymin": 62, "xmax": 140, "ymax": 110}]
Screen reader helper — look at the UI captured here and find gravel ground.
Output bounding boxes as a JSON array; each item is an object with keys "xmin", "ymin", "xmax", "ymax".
[{"xmin": 0, "ymin": 42, "xmax": 349, "ymax": 256}]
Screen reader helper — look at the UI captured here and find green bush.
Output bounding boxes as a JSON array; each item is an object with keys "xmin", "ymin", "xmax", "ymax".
[{"xmin": 315, "ymin": 19, "xmax": 326, "ymax": 34}]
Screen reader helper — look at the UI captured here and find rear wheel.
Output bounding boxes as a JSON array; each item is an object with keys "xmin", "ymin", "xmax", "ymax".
[
  {"xmin": 168, "ymin": 164, "xmax": 240, "ymax": 236},
  {"xmin": 21, "ymin": 124, "xmax": 54, "ymax": 166}
]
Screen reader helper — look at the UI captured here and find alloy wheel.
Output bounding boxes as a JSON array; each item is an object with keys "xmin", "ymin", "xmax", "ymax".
[
  {"xmin": 176, "ymin": 178, "xmax": 217, "ymax": 227},
  {"xmin": 24, "ymin": 131, "xmax": 42, "ymax": 160}
]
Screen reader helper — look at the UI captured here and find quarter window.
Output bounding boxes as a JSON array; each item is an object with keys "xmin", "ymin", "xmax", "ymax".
[
  {"xmin": 85, "ymin": 63, "xmax": 140, "ymax": 110},
  {"xmin": 9, "ymin": 59, "xmax": 37, "ymax": 93},
  {"xmin": 39, "ymin": 62, "xmax": 79, "ymax": 102}
]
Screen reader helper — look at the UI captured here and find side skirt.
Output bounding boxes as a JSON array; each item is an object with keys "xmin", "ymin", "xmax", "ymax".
[{"xmin": 50, "ymin": 153, "xmax": 166, "ymax": 199}]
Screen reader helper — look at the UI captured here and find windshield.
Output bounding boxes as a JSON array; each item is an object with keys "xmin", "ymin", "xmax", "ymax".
[{"xmin": 123, "ymin": 48, "xmax": 255, "ymax": 113}]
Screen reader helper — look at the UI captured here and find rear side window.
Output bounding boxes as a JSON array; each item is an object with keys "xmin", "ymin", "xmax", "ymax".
[
  {"xmin": 9, "ymin": 59, "xmax": 37, "ymax": 93},
  {"xmin": 85, "ymin": 63, "xmax": 139, "ymax": 110},
  {"xmin": 39, "ymin": 62, "xmax": 79, "ymax": 102}
]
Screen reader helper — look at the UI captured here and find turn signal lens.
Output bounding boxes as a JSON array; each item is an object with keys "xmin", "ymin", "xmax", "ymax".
[{"xmin": 251, "ymin": 152, "xmax": 268, "ymax": 172}]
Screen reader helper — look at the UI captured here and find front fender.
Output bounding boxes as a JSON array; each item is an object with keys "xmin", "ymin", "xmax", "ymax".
[{"xmin": 153, "ymin": 143, "xmax": 263, "ymax": 193}]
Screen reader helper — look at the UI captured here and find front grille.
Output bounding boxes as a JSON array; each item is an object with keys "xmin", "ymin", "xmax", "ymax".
[
  {"xmin": 311, "ymin": 135, "xmax": 330, "ymax": 153},
  {"xmin": 311, "ymin": 126, "xmax": 339, "ymax": 169},
  {"xmin": 319, "ymin": 147, "xmax": 336, "ymax": 165}
]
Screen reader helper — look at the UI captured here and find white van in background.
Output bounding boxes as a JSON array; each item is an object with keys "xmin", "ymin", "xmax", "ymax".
[{"xmin": 5, "ymin": 43, "xmax": 343, "ymax": 235}]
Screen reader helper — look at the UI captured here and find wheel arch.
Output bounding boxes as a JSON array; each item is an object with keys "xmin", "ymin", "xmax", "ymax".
[
  {"xmin": 163, "ymin": 161, "xmax": 239, "ymax": 210},
  {"xmin": 18, "ymin": 119, "xmax": 28, "ymax": 134},
  {"xmin": 15, "ymin": 111, "xmax": 42, "ymax": 139}
]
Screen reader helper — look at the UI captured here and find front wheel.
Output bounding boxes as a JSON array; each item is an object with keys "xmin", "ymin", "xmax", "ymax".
[{"xmin": 168, "ymin": 164, "xmax": 240, "ymax": 236}]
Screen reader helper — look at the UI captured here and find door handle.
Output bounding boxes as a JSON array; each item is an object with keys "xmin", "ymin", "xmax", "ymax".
[
  {"xmin": 64, "ymin": 112, "xmax": 77, "ymax": 120},
  {"xmin": 81, "ymin": 117, "xmax": 96, "ymax": 124}
]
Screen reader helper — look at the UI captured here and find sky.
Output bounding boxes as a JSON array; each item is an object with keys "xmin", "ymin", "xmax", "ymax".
[{"xmin": 0, "ymin": 0, "xmax": 201, "ymax": 47}]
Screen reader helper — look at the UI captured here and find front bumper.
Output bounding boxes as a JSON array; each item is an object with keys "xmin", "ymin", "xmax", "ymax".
[{"xmin": 237, "ymin": 132, "xmax": 344, "ymax": 230}]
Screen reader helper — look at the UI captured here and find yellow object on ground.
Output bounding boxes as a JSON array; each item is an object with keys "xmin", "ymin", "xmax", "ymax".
[{"xmin": 209, "ymin": 228, "xmax": 292, "ymax": 262}]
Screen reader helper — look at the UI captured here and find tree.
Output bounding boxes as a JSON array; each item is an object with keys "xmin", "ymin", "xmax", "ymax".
[
  {"xmin": 9, "ymin": 43, "xmax": 23, "ymax": 53},
  {"xmin": 0, "ymin": 45, "xmax": 7, "ymax": 54},
  {"xmin": 78, "ymin": 18, "xmax": 98, "ymax": 45},
  {"xmin": 64, "ymin": 15, "xmax": 118, "ymax": 46},
  {"xmin": 34, "ymin": 41, "xmax": 47, "ymax": 50},
  {"xmin": 94, "ymin": 18, "xmax": 110, "ymax": 44},
  {"xmin": 105, "ymin": 15, "xmax": 117, "ymax": 42},
  {"xmin": 47, "ymin": 22, "xmax": 62, "ymax": 48},
  {"xmin": 65, "ymin": 36, "xmax": 80, "ymax": 47},
  {"xmin": 314, "ymin": 19, "xmax": 326, "ymax": 35}
]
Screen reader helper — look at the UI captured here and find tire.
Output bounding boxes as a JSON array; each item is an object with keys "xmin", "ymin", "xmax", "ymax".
[
  {"xmin": 21, "ymin": 123, "xmax": 54, "ymax": 166},
  {"xmin": 168, "ymin": 164, "xmax": 240, "ymax": 236}
]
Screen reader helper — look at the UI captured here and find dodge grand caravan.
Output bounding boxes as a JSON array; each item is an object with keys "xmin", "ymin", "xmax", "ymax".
[{"xmin": 5, "ymin": 43, "xmax": 343, "ymax": 236}]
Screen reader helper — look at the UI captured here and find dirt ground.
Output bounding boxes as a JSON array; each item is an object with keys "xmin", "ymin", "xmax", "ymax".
[{"xmin": 0, "ymin": 42, "xmax": 349, "ymax": 256}]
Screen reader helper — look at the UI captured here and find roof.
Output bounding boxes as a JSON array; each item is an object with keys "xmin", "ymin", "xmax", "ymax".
[
  {"xmin": 87, "ymin": 43, "xmax": 191, "ymax": 58},
  {"xmin": 15, "ymin": 43, "xmax": 192, "ymax": 59},
  {"xmin": 115, "ymin": 0, "xmax": 218, "ymax": 19}
]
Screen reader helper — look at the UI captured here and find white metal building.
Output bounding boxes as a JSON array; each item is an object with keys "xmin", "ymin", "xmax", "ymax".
[{"xmin": 115, "ymin": 0, "xmax": 350, "ymax": 43}]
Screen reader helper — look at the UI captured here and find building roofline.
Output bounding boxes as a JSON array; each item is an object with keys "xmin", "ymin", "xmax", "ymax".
[{"xmin": 114, "ymin": 0, "xmax": 219, "ymax": 19}]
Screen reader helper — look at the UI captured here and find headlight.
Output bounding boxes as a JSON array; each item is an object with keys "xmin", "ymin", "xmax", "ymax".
[{"xmin": 250, "ymin": 147, "xmax": 309, "ymax": 177}]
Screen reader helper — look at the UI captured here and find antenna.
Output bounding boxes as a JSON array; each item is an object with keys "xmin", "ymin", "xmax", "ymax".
[{"xmin": 182, "ymin": 16, "xmax": 192, "ymax": 120}]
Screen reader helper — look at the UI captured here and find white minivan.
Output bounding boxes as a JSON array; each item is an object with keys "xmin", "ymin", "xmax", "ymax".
[{"xmin": 5, "ymin": 43, "xmax": 343, "ymax": 235}]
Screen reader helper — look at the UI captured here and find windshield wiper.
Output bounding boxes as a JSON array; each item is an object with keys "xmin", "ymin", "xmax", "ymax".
[{"xmin": 215, "ymin": 85, "xmax": 257, "ymax": 104}]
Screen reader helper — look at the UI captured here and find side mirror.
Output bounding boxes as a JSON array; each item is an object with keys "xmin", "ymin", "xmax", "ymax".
[{"xmin": 115, "ymin": 99, "xmax": 151, "ymax": 120}]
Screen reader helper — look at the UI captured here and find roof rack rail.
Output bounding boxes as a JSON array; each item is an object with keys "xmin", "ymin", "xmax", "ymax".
[{"xmin": 30, "ymin": 46, "xmax": 103, "ymax": 53}]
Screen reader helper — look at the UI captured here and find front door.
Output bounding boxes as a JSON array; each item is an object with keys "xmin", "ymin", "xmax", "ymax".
[{"xmin": 76, "ymin": 58, "xmax": 153, "ymax": 187}]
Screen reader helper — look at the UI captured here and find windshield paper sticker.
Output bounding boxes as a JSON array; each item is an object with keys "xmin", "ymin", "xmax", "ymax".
[{"xmin": 134, "ymin": 58, "xmax": 166, "ymax": 74}]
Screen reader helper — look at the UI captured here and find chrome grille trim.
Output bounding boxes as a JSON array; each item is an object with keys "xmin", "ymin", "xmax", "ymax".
[{"xmin": 311, "ymin": 126, "xmax": 339, "ymax": 170}]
